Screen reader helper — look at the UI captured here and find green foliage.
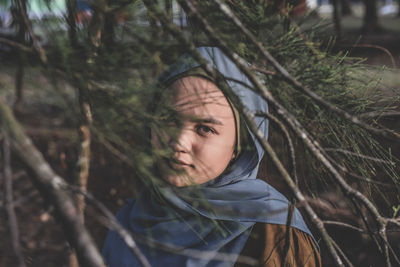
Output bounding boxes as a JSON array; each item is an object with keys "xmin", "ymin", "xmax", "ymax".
[
  {"xmin": 35, "ymin": 0, "xmax": 399, "ymax": 205},
  {"xmin": 3, "ymin": 1, "xmax": 399, "ymax": 264}
]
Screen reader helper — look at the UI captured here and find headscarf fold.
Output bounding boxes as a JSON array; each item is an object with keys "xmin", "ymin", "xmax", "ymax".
[{"xmin": 102, "ymin": 47, "xmax": 314, "ymax": 267}]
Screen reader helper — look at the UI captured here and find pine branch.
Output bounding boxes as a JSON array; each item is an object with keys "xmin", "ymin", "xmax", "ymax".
[
  {"xmin": 145, "ymin": 1, "xmax": 400, "ymax": 265},
  {"xmin": 210, "ymin": 0, "xmax": 400, "ymax": 142},
  {"xmin": 143, "ymin": 1, "xmax": 344, "ymax": 265}
]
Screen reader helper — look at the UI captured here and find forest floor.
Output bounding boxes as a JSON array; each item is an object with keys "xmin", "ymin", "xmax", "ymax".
[{"xmin": 1, "ymin": 11, "xmax": 400, "ymax": 267}]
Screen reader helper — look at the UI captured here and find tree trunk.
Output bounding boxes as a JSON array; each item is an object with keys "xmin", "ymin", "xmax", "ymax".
[
  {"xmin": 398, "ymin": 0, "xmax": 400, "ymax": 16},
  {"xmin": 66, "ymin": 0, "xmax": 78, "ymax": 48},
  {"xmin": 340, "ymin": 0, "xmax": 352, "ymax": 16},
  {"xmin": 14, "ymin": 52, "xmax": 24, "ymax": 113},
  {"xmin": 12, "ymin": 0, "xmax": 27, "ymax": 113},
  {"xmin": 103, "ymin": 12, "xmax": 115, "ymax": 50},
  {"xmin": 363, "ymin": 0, "xmax": 380, "ymax": 33},
  {"xmin": 332, "ymin": 0, "xmax": 342, "ymax": 39}
]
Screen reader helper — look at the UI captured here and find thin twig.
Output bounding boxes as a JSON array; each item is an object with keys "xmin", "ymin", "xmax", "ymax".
[
  {"xmin": 76, "ymin": 124, "xmax": 91, "ymax": 222},
  {"xmin": 330, "ymin": 237, "xmax": 355, "ymax": 267},
  {"xmin": 324, "ymin": 148, "xmax": 395, "ymax": 165},
  {"xmin": 323, "ymin": 220, "xmax": 367, "ymax": 233},
  {"xmin": 340, "ymin": 44, "xmax": 396, "ymax": 68},
  {"xmin": 323, "ymin": 153, "xmax": 392, "ymax": 187},
  {"xmin": 179, "ymin": 2, "xmax": 396, "ymax": 264},
  {"xmin": 359, "ymin": 111, "xmax": 400, "ymax": 119},
  {"xmin": 67, "ymin": 188, "xmax": 151, "ymax": 267},
  {"xmin": 226, "ymin": 77, "xmax": 394, "ymax": 187},
  {"xmin": 0, "ymin": 98, "xmax": 105, "ymax": 267},
  {"xmin": 254, "ymin": 111, "xmax": 298, "ymax": 185},
  {"xmin": 144, "ymin": 2, "xmax": 400, "ymax": 265},
  {"xmin": 16, "ymin": 0, "xmax": 47, "ymax": 64},
  {"xmin": 69, "ymin": 3, "xmax": 101, "ymax": 262},
  {"xmin": 243, "ymin": 108, "xmax": 345, "ymax": 267},
  {"xmin": 144, "ymin": 1, "xmax": 344, "ymax": 265},
  {"xmin": 251, "ymin": 65, "xmax": 276, "ymax": 76},
  {"xmin": 211, "ymin": 0, "xmax": 400, "ymax": 142},
  {"xmin": 0, "ymin": 37, "xmax": 33, "ymax": 52},
  {"xmin": 305, "ymin": 197, "xmax": 354, "ymax": 219},
  {"xmin": 69, "ymin": 185, "xmax": 259, "ymax": 266}
]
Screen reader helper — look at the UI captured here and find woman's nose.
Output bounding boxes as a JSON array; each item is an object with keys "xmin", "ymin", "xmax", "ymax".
[{"xmin": 169, "ymin": 128, "xmax": 194, "ymax": 153}]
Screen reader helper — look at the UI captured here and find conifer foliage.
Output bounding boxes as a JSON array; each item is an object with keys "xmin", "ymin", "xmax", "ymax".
[{"xmin": 0, "ymin": 0, "xmax": 399, "ymax": 266}]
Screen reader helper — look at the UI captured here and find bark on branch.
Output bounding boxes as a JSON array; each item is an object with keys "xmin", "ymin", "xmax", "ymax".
[
  {"xmin": 2, "ymin": 135, "xmax": 26, "ymax": 267},
  {"xmin": 211, "ymin": 0, "xmax": 400, "ymax": 142},
  {"xmin": 143, "ymin": 1, "xmax": 400, "ymax": 265},
  {"xmin": 0, "ymin": 98, "xmax": 105, "ymax": 267}
]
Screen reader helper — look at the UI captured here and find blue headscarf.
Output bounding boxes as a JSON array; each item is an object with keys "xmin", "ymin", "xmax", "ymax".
[{"xmin": 102, "ymin": 47, "xmax": 313, "ymax": 266}]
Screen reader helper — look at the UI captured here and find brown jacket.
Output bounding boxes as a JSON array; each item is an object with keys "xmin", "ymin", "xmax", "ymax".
[{"xmin": 235, "ymin": 223, "xmax": 321, "ymax": 267}]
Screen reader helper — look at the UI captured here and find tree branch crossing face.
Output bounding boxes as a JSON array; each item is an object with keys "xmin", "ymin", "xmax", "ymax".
[{"xmin": 152, "ymin": 76, "xmax": 237, "ymax": 187}]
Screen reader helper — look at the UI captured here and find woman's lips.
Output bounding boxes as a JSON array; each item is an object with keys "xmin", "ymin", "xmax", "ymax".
[
  {"xmin": 176, "ymin": 160, "xmax": 195, "ymax": 169},
  {"xmin": 164, "ymin": 157, "xmax": 195, "ymax": 170},
  {"xmin": 171, "ymin": 158, "xmax": 195, "ymax": 169}
]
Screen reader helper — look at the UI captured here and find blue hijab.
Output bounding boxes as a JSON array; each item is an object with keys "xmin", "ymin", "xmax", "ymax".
[{"xmin": 102, "ymin": 47, "xmax": 313, "ymax": 267}]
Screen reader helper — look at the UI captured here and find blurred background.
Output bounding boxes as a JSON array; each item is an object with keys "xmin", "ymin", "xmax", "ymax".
[{"xmin": 0, "ymin": 0, "xmax": 399, "ymax": 266}]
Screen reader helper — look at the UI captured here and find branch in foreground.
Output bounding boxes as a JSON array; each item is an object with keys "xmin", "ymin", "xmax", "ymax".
[
  {"xmin": 2, "ymin": 135, "xmax": 27, "ymax": 267},
  {"xmin": 0, "ymin": 37, "xmax": 33, "ymax": 52},
  {"xmin": 162, "ymin": 1, "xmax": 344, "ymax": 264},
  {"xmin": 16, "ymin": 0, "xmax": 47, "ymax": 64},
  {"xmin": 0, "ymin": 97, "xmax": 104, "ymax": 267},
  {"xmin": 174, "ymin": 2, "xmax": 398, "ymax": 265},
  {"xmin": 254, "ymin": 111, "xmax": 298, "ymax": 185},
  {"xmin": 359, "ymin": 111, "xmax": 400, "ymax": 119},
  {"xmin": 212, "ymin": 0, "xmax": 400, "ymax": 142},
  {"xmin": 143, "ymin": 1, "xmax": 343, "ymax": 265},
  {"xmin": 70, "ymin": 186, "xmax": 259, "ymax": 266},
  {"xmin": 242, "ymin": 108, "xmax": 347, "ymax": 267}
]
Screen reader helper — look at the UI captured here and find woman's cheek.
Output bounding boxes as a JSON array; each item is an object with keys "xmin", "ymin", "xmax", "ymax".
[{"xmin": 202, "ymin": 142, "xmax": 235, "ymax": 175}]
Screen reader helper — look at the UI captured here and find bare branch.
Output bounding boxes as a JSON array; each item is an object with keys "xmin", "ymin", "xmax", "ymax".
[
  {"xmin": 323, "ymin": 220, "xmax": 367, "ymax": 233},
  {"xmin": 0, "ymin": 37, "xmax": 33, "ymax": 52},
  {"xmin": 70, "ymin": 186, "xmax": 152, "ymax": 267},
  {"xmin": 177, "ymin": 2, "xmax": 397, "ymax": 264},
  {"xmin": 16, "ymin": 0, "xmax": 47, "ymax": 64},
  {"xmin": 0, "ymin": 97, "xmax": 105, "ymax": 267},
  {"xmin": 211, "ymin": 0, "xmax": 400, "ymax": 142},
  {"xmin": 251, "ymin": 65, "xmax": 276, "ymax": 76},
  {"xmin": 242, "ymin": 108, "xmax": 345, "ymax": 267},
  {"xmin": 2, "ymin": 134, "xmax": 26, "ymax": 267},
  {"xmin": 338, "ymin": 44, "xmax": 396, "ymax": 68},
  {"xmin": 143, "ymin": 1, "xmax": 344, "ymax": 265},
  {"xmin": 359, "ymin": 111, "xmax": 400, "ymax": 119},
  {"xmin": 330, "ymin": 238, "xmax": 354, "ymax": 267},
  {"xmin": 148, "ymin": 1, "xmax": 400, "ymax": 265},
  {"xmin": 255, "ymin": 111, "xmax": 298, "ymax": 185},
  {"xmin": 70, "ymin": 185, "xmax": 259, "ymax": 266},
  {"xmin": 324, "ymin": 148, "xmax": 396, "ymax": 165}
]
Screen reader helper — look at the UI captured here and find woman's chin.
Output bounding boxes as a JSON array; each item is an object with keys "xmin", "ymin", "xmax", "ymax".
[
  {"xmin": 164, "ymin": 174, "xmax": 219, "ymax": 187},
  {"xmin": 164, "ymin": 175, "xmax": 193, "ymax": 187}
]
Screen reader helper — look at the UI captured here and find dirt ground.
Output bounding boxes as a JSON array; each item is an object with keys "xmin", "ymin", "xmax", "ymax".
[{"xmin": 1, "ymin": 13, "xmax": 400, "ymax": 267}]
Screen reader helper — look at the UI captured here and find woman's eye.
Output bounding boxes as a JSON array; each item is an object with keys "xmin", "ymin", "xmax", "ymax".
[{"xmin": 196, "ymin": 125, "xmax": 216, "ymax": 136}]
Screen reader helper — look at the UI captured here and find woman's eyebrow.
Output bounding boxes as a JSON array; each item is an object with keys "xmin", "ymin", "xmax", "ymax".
[{"xmin": 191, "ymin": 117, "xmax": 224, "ymax": 125}]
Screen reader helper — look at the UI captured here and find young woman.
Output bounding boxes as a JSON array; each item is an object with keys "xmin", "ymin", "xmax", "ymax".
[{"xmin": 102, "ymin": 47, "xmax": 321, "ymax": 266}]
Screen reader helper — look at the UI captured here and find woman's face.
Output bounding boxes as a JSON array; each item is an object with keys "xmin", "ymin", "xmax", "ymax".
[{"xmin": 152, "ymin": 76, "xmax": 236, "ymax": 187}]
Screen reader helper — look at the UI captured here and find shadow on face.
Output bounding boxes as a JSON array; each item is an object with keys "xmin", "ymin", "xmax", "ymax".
[{"xmin": 152, "ymin": 76, "xmax": 237, "ymax": 187}]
